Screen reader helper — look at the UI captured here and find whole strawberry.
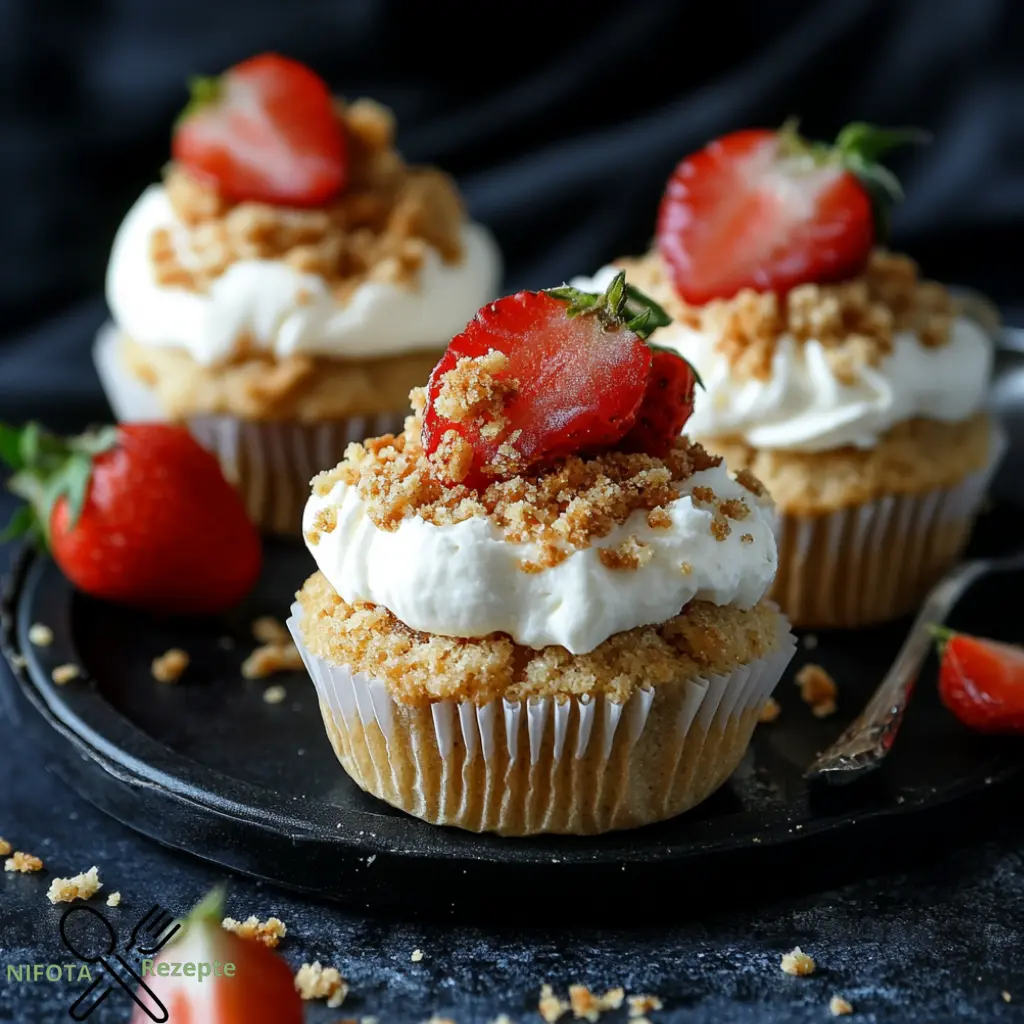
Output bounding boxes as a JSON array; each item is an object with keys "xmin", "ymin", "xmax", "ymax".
[
  {"xmin": 657, "ymin": 120, "xmax": 928, "ymax": 304},
  {"xmin": 130, "ymin": 886, "xmax": 303, "ymax": 1024},
  {"xmin": 422, "ymin": 272, "xmax": 700, "ymax": 486},
  {"xmin": 1, "ymin": 422, "xmax": 261, "ymax": 615},
  {"xmin": 173, "ymin": 52, "xmax": 348, "ymax": 206}
]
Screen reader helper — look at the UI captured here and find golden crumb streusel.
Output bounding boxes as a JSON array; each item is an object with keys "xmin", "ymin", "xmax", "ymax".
[
  {"xmin": 5, "ymin": 851, "xmax": 43, "ymax": 873},
  {"xmin": 298, "ymin": 571, "xmax": 782, "ymax": 705},
  {"xmin": 569, "ymin": 985, "xmax": 624, "ymax": 1022},
  {"xmin": 796, "ymin": 664, "xmax": 838, "ymax": 718},
  {"xmin": 222, "ymin": 915, "xmax": 287, "ymax": 948},
  {"xmin": 780, "ymin": 948, "xmax": 816, "ymax": 977},
  {"xmin": 310, "ymin": 390, "xmax": 739, "ymax": 561},
  {"xmin": 151, "ymin": 648, "xmax": 189, "ymax": 684},
  {"xmin": 47, "ymin": 866, "xmax": 102, "ymax": 904},
  {"xmin": 157, "ymin": 98, "xmax": 465, "ymax": 310},
  {"xmin": 617, "ymin": 249, "xmax": 956, "ymax": 383},
  {"xmin": 294, "ymin": 961, "xmax": 348, "ymax": 1008}
]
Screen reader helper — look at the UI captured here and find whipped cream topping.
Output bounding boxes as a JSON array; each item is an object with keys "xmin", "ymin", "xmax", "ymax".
[
  {"xmin": 572, "ymin": 266, "xmax": 993, "ymax": 453},
  {"xmin": 303, "ymin": 463, "xmax": 777, "ymax": 655},
  {"xmin": 106, "ymin": 185, "xmax": 502, "ymax": 366}
]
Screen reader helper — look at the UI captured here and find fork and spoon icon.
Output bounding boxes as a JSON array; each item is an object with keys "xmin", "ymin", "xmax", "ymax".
[{"xmin": 61, "ymin": 903, "xmax": 180, "ymax": 1021}]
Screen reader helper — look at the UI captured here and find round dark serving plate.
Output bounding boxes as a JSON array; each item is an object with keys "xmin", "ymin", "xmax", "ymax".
[{"xmin": 2, "ymin": 510, "xmax": 1023, "ymax": 911}]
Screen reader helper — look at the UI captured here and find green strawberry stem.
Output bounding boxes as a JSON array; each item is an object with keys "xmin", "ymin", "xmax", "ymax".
[
  {"xmin": 927, "ymin": 622, "xmax": 956, "ymax": 655},
  {"xmin": 177, "ymin": 74, "xmax": 222, "ymax": 126},
  {"xmin": 545, "ymin": 271, "xmax": 672, "ymax": 340},
  {"xmin": 777, "ymin": 118, "xmax": 930, "ymax": 242},
  {"xmin": 0, "ymin": 422, "xmax": 118, "ymax": 546}
]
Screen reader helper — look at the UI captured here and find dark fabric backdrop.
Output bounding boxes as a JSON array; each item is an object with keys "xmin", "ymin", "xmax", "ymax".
[{"xmin": 1, "ymin": 0, "xmax": 1022, "ymax": 421}]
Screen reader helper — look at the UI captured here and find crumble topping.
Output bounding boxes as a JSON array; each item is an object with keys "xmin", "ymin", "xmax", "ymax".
[
  {"xmin": 151, "ymin": 648, "xmax": 189, "ymax": 684},
  {"xmin": 222, "ymin": 915, "xmax": 287, "ymax": 948},
  {"xmin": 312, "ymin": 390, "xmax": 739, "ymax": 563},
  {"xmin": 431, "ymin": 350, "xmax": 518, "ymax": 440},
  {"xmin": 106, "ymin": 892, "xmax": 122, "ymax": 907},
  {"xmin": 294, "ymin": 960, "xmax": 348, "ymax": 1007},
  {"xmin": 829, "ymin": 996, "xmax": 854, "ymax": 1016},
  {"xmin": 298, "ymin": 571, "xmax": 781, "ymax": 705},
  {"xmin": 51, "ymin": 664, "xmax": 80, "ymax": 685},
  {"xmin": 627, "ymin": 995, "xmax": 663, "ymax": 1017},
  {"xmin": 242, "ymin": 641, "xmax": 303, "ymax": 678},
  {"xmin": 597, "ymin": 537, "xmax": 653, "ymax": 571},
  {"xmin": 5, "ymin": 851, "xmax": 43, "ymax": 873},
  {"xmin": 758, "ymin": 697, "xmax": 781, "ymax": 724},
  {"xmin": 796, "ymin": 664, "xmax": 838, "ymax": 718},
  {"xmin": 156, "ymin": 98, "xmax": 465, "ymax": 322},
  {"xmin": 617, "ymin": 249, "xmax": 955, "ymax": 384},
  {"xmin": 47, "ymin": 866, "xmax": 102, "ymax": 904},
  {"xmin": 28, "ymin": 623, "xmax": 53, "ymax": 647},
  {"xmin": 780, "ymin": 947, "xmax": 816, "ymax": 977}
]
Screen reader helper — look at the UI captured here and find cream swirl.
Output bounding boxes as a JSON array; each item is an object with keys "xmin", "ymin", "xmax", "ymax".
[
  {"xmin": 106, "ymin": 185, "xmax": 502, "ymax": 366},
  {"xmin": 303, "ymin": 463, "xmax": 777, "ymax": 655},
  {"xmin": 572, "ymin": 266, "xmax": 993, "ymax": 453}
]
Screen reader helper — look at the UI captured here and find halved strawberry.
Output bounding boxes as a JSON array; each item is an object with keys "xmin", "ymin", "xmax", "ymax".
[
  {"xmin": 172, "ymin": 53, "xmax": 347, "ymax": 206},
  {"xmin": 621, "ymin": 348, "xmax": 700, "ymax": 456},
  {"xmin": 422, "ymin": 273, "xmax": 669, "ymax": 488},
  {"xmin": 931, "ymin": 625, "xmax": 1024, "ymax": 734},
  {"xmin": 656, "ymin": 121, "xmax": 928, "ymax": 304}
]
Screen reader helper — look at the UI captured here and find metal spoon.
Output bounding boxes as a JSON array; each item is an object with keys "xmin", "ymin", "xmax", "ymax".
[{"xmin": 805, "ymin": 549, "xmax": 1024, "ymax": 784}]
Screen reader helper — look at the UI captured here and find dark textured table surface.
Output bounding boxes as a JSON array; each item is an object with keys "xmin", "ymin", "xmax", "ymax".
[{"xmin": 3, "ymin": 319, "xmax": 1024, "ymax": 1023}]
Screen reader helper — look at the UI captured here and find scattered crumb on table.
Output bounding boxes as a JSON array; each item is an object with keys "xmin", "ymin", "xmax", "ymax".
[
  {"xmin": 51, "ymin": 664, "xmax": 80, "ymax": 685},
  {"xmin": 47, "ymin": 866, "xmax": 102, "ymax": 903},
  {"xmin": 781, "ymin": 947, "xmax": 816, "ymax": 976},
  {"xmin": 627, "ymin": 995, "xmax": 663, "ymax": 1018},
  {"xmin": 151, "ymin": 648, "xmax": 189, "ymax": 683},
  {"xmin": 252, "ymin": 616, "xmax": 291, "ymax": 645},
  {"xmin": 106, "ymin": 891, "xmax": 121, "ymax": 907},
  {"xmin": 243, "ymin": 642, "xmax": 303, "ymax": 679},
  {"xmin": 539, "ymin": 984, "xmax": 570, "ymax": 1023},
  {"xmin": 5, "ymin": 851, "xmax": 43, "ymax": 873},
  {"xmin": 0, "ymin": 837, "xmax": 11, "ymax": 856},
  {"xmin": 263, "ymin": 684, "xmax": 287, "ymax": 705},
  {"xmin": 28, "ymin": 623, "xmax": 53, "ymax": 647},
  {"xmin": 222, "ymin": 914, "xmax": 287, "ymax": 948},
  {"xmin": 758, "ymin": 697, "xmax": 781, "ymax": 724},
  {"xmin": 829, "ymin": 996, "xmax": 853, "ymax": 1016},
  {"xmin": 569, "ymin": 984, "xmax": 624, "ymax": 1022},
  {"xmin": 796, "ymin": 664, "xmax": 837, "ymax": 718},
  {"xmin": 411, "ymin": 948, "xmax": 424, "ymax": 962},
  {"xmin": 294, "ymin": 961, "xmax": 348, "ymax": 1008},
  {"xmin": 1003, "ymin": 991, "xmax": 1012, "ymax": 1003}
]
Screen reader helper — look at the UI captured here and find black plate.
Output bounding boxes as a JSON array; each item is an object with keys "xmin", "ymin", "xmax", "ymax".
[{"xmin": 3, "ymin": 507, "xmax": 1023, "ymax": 912}]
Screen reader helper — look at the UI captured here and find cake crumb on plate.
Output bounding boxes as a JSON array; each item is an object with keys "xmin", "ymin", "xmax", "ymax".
[
  {"xmin": 627, "ymin": 994, "xmax": 663, "ymax": 1017},
  {"xmin": 28, "ymin": 623, "xmax": 53, "ymax": 647},
  {"xmin": 51, "ymin": 664, "xmax": 80, "ymax": 685},
  {"xmin": 106, "ymin": 891, "xmax": 121, "ymax": 907},
  {"xmin": 781, "ymin": 947, "xmax": 816, "ymax": 976},
  {"xmin": 758, "ymin": 697, "xmax": 781, "ymax": 723},
  {"xmin": 243, "ymin": 642, "xmax": 303, "ymax": 679},
  {"xmin": 539, "ymin": 984, "xmax": 570, "ymax": 1023},
  {"xmin": 222, "ymin": 914, "xmax": 287, "ymax": 948},
  {"xmin": 829, "ymin": 996, "xmax": 853, "ymax": 1015},
  {"xmin": 568, "ymin": 984, "xmax": 624, "ymax": 1022},
  {"xmin": 151, "ymin": 648, "xmax": 189, "ymax": 683},
  {"xmin": 411, "ymin": 948, "xmax": 424, "ymax": 962},
  {"xmin": 263, "ymin": 685, "xmax": 287, "ymax": 705},
  {"xmin": 5, "ymin": 851, "xmax": 43, "ymax": 873},
  {"xmin": 0, "ymin": 837, "xmax": 11, "ymax": 856},
  {"xmin": 47, "ymin": 866, "xmax": 102, "ymax": 903},
  {"xmin": 796, "ymin": 664, "xmax": 837, "ymax": 718},
  {"xmin": 252, "ymin": 616, "xmax": 291, "ymax": 645}
]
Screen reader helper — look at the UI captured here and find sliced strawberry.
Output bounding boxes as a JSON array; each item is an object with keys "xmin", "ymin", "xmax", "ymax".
[
  {"xmin": 656, "ymin": 121, "xmax": 927, "ymax": 304},
  {"xmin": 621, "ymin": 348, "xmax": 700, "ymax": 456},
  {"xmin": 932, "ymin": 625, "xmax": 1024, "ymax": 734},
  {"xmin": 422, "ymin": 273, "xmax": 668, "ymax": 488},
  {"xmin": 172, "ymin": 53, "xmax": 347, "ymax": 206}
]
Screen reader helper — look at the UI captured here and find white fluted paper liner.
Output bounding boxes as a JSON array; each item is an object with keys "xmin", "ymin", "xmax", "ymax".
[
  {"xmin": 94, "ymin": 323, "xmax": 405, "ymax": 534},
  {"xmin": 772, "ymin": 422, "xmax": 1007, "ymax": 628},
  {"xmin": 287, "ymin": 602, "xmax": 796, "ymax": 835}
]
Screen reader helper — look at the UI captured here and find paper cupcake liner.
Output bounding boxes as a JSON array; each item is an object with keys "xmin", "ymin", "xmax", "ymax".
[
  {"xmin": 771, "ymin": 423, "xmax": 1007, "ymax": 629},
  {"xmin": 287, "ymin": 603, "xmax": 796, "ymax": 836},
  {"xmin": 94, "ymin": 323, "xmax": 405, "ymax": 534}
]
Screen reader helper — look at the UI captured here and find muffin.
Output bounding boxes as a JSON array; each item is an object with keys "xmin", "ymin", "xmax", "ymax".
[
  {"xmin": 572, "ymin": 122, "xmax": 1003, "ymax": 628},
  {"xmin": 287, "ymin": 274, "xmax": 795, "ymax": 835},
  {"xmin": 94, "ymin": 53, "xmax": 501, "ymax": 533}
]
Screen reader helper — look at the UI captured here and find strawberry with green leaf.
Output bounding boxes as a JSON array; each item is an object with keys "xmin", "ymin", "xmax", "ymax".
[
  {"xmin": 657, "ymin": 120, "xmax": 930, "ymax": 305},
  {"xmin": 1, "ymin": 422, "xmax": 261, "ymax": 615}
]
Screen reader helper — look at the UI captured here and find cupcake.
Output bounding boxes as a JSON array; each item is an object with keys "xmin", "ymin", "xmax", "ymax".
[
  {"xmin": 95, "ymin": 53, "xmax": 501, "ymax": 533},
  {"xmin": 288, "ymin": 273, "xmax": 795, "ymax": 836},
  {"xmin": 573, "ymin": 123, "xmax": 1003, "ymax": 628}
]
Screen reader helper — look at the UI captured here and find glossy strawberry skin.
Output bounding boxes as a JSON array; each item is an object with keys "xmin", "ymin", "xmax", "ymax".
[
  {"xmin": 172, "ymin": 53, "xmax": 347, "ymax": 206},
  {"xmin": 50, "ymin": 425, "xmax": 261, "ymax": 615},
  {"xmin": 656, "ymin": 128, "xmax": 874, "ymax": 304},
  {"xmin": 422, "ymin": 291, "xmax": 652, "ymax": 487},
  {"xmin": 621, "ymin": 349, "xmax": 698, "ymax": 455},
  {"xmin": 937, "ymin": 630, "xmax": 1024, "ymax": 734}
]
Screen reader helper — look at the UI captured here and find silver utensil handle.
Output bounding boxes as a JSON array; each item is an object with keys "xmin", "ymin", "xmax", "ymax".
[{"xmin": 805, "ymin": 554, "xmax": 1020, "ymax": 783}]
